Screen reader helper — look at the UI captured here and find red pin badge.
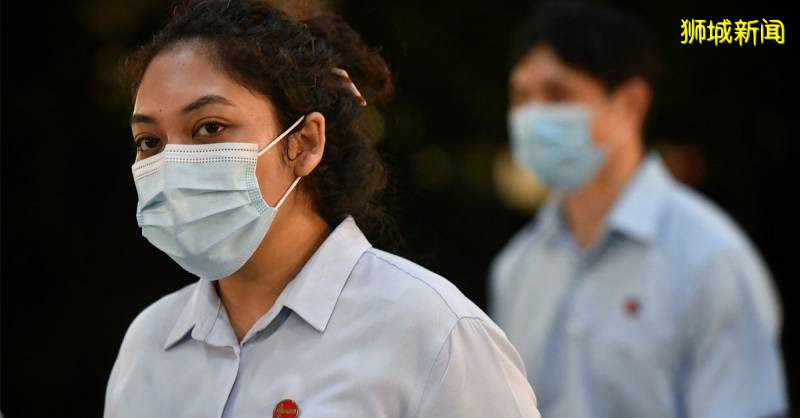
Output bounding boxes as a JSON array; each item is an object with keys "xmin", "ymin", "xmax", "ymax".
[{"xmin": 273, "ymin": 399, "xmax": 300, "ymax": 418}]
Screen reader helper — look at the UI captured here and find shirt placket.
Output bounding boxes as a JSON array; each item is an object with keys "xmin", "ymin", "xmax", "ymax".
[
  {"xmin": 202, "ymin": 306, "xmax": 243, "ymax": 418},
  {"xmin": 216, "ymin": 301, "xmax": 293, "ymax": 417}
]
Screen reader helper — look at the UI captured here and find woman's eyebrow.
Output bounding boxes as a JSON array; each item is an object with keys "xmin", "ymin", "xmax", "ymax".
[
  {"xmin": 181, "ymin": 94, "xmax": 236, "ymax": 114},
  {"xmin": 130, "ymin": 95, "xmax": 236, "ymax": 126},
  {"xmin": 130, "ymin": 113, "xmax": 155, "ymax": 125}
]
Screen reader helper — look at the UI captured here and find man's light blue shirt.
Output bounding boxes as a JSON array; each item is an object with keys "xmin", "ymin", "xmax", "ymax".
[
  {"xmin": 106, "ymin": 217, "xmax": 540, "ymax": 418},
  {"xmin": 490, "ymin": 154, "xmax": 786, "ymax": 418}
]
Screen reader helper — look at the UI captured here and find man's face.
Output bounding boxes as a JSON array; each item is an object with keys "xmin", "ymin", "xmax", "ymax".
[{"xmin": 509, "ymin": 44, "xmax": 631, "ymax": 151}]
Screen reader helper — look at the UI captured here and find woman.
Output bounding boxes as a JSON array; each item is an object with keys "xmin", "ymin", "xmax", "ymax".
[{"xmin": 105, "ymin": 1, "xmax": 540, "ymax": 417}]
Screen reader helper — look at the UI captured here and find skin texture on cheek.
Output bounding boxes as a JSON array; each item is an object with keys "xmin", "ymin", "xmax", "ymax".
[
  {"xmin": 590, "ymin": 93, "xmax": 634, "ymax": 153},
  {"xmin": 590, "ymin": 100, "xmax": 613, "ymax": 148}
]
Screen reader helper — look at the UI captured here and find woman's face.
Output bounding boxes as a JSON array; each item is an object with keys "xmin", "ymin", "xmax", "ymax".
[{"xmin": 130, "ymin": 41, "xmax": 296, "ymax": 208}]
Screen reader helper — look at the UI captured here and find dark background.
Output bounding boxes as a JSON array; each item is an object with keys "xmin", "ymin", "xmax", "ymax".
[{"xmin": 1, "ymin": 0, "xmax": 797, "ymax": 416}]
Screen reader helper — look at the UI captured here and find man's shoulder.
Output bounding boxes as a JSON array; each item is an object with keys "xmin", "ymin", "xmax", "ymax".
[
  {"xmin": 660, "ymin": 182, "xmax": 761, "ymax": 265},
  {"xmin": 659, "ymin": 183, "xmax": 778, "ymax": 324}
]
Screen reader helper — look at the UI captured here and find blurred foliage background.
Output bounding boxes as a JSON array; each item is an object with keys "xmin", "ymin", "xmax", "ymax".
[{"xmin": 1, "ymin": 0, "xmax": 797, "ymax": 416}]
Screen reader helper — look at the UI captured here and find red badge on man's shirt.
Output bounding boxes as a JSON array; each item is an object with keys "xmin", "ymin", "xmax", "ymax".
[{"xmin": 624, "ymin": 298, "xmax": 640, "ymax": 317}]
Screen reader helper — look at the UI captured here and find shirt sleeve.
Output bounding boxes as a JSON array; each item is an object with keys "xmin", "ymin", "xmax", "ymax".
[
  {"xmin": 414, "ymin": 317, "xmax": 541, "ymax": 418},
  {"xmin": 685, "ymin": 247, "xmax": 787, "ymax": 418}
]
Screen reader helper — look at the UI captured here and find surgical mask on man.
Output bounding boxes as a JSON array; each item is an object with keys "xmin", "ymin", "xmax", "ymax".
[
  {"xmin": 131, "ymin": 116, "xmax": 305, "ymax": 280},
  {"xmin": 508, "ymin": 103, "xmax": 605, "ymax": 191}
]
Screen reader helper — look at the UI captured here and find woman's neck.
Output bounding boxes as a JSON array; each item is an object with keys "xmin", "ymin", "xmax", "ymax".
[{"xmin": 216, "ymin": 203, "xmax": 330, "ymax": 342}]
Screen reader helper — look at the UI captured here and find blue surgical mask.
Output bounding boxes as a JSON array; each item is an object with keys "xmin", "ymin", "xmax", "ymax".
[
  {"xmin": 131, "ymin": 116, "xmax": 305, "ymax": 280},
  {"xmin": 508, "ymin": 103, "xmax": 605, "ymax": 191}
]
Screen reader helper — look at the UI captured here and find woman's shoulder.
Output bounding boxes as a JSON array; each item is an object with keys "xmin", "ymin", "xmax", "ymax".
[
  {"xmin": 117, "ymin": 283, "xmax": 197, "ymax": 353},
  {"xmin": 348, "ymin": 248, "xmax": 494, "ymax": 329},
  {"xmin": 338, "ymin": 248, "xmax": 533, "ymax": 414}
]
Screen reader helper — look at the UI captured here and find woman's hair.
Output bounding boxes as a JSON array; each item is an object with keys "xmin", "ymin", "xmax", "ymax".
[{"xmin": 123, "ymin": 0, "xmax": 396, "ymax": 241}]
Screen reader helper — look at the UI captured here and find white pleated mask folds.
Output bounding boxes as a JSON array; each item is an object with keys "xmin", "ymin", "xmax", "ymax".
[{"xmin": 131, "ymin": 116, "xmax": 304, "ymax": 280}]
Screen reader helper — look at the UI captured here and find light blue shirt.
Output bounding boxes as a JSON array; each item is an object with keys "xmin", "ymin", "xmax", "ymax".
[
  {"xmin": 490, "ymin": 155, "xmax": 786, "ymax": 418},
  {"xmin": 106, "ymin": 217, "xmax": 540, "ymax": 418}
]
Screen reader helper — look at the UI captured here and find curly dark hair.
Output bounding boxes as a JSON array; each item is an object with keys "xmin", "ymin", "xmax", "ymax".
[{"xmin": 123, "ymin": 0, "xmax": 396, "ymax": 241}]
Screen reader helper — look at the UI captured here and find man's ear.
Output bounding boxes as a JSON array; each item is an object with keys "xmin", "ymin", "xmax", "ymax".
[
  {"xmin": 287, "ymin": 111, "xmax": 326, "ymax": 177},
  {"xmin": 619, "ymin": 77, "xmax": 652, "ymax": 126}
]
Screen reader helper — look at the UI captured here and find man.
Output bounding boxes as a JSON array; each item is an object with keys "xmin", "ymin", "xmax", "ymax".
[{"xmin": 490, "ymin": 3, "xmax": 787, "ymax": 417}]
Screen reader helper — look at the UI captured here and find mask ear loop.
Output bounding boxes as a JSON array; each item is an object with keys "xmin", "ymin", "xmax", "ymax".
[
  {"xmin": 256, "ymin": 115, "xmax": 306, "ymax": 209},
  {"xmin": 258, "ymin": 115, "xmax": 306, "ymax": 157},
  {"xmin": 275, "ymin": 176, "xmax": 302, "ymax": 209}
]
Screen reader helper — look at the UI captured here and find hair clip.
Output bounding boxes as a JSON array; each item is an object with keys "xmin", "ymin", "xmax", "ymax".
[{"xmin": 331, "ymin": 67, "xmax": 367, "ymax": 107}]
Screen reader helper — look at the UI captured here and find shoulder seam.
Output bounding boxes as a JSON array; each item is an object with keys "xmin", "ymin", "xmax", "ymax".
[
  {"xmin": 364, "ymin": 250, "xmax": 462, "ymax": 320},
  {"xmin": 410, "ymin": 316, "xmax": 486, "ymax": 418}
]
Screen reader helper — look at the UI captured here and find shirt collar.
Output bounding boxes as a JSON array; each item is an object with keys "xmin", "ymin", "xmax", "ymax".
[
  {"xmin": 163, "ymin": 216, "xmax": 371, "ymax": 350},
  {"xmin": 163, "ymin": 279, "xmax": 221, "ymax": 350},
  {"xmin": 280, "ymin": 216, "xmax": 371, "ymax": 332},
  {"xmin": 532, "ymin": 191, "xmax": 567, "ymax": 247},
  {"xmin": 533, "ymin": 153, "xmax": 673, "ymax": 247},
  {"xmin": 606, "ymin": 153, "xmax": 673, "ymax": 244}
]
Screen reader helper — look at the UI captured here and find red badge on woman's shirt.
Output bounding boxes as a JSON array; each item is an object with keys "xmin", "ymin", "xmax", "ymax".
[{"xmin": 273, "ymin": 399, "xmax": 300, "ymax": 418}]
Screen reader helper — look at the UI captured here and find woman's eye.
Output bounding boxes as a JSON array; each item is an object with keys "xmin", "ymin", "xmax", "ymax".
[
  {"xmin": 135, "ymin": 136, "xmax": 162, "ymax": 152},
  {"xmin": 196, "ymin": 122, "xmax": 226, "ymax": 136}
]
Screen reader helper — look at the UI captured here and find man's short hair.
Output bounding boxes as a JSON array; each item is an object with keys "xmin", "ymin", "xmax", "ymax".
[{"xmin": 512, "ymin": 1, "xmax": 661, "ymax": 92}]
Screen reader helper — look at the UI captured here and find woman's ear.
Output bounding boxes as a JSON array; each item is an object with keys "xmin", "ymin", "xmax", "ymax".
[{"xmin": 287, "ymin": 111, "xmax": 326, "ymax": 177}]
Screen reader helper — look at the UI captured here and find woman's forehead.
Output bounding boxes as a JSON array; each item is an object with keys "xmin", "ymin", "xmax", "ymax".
[{"xmin": 134, "ymin": 43, "xmax": 253, "ymax": 115}]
